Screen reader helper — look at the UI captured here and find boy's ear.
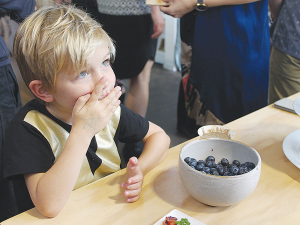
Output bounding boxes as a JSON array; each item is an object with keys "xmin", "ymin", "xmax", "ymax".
[{"xmin": 29, "ymin": 80, "xmax": 54, "ymax": 103}]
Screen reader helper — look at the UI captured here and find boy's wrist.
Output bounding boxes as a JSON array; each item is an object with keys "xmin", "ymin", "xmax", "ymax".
[{"xmin": 70, "ymin": 126, "xmax": 94, "ymax": 144}]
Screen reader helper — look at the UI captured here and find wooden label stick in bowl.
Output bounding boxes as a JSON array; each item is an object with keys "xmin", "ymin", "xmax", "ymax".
[{"xmin": 146, "ymin": 0, "xmax": 168, "ymax": 5}]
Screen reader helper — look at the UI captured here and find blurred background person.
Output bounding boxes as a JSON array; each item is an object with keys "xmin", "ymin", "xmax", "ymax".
[
  {"xmin": 268, "ymin": 0, "xmax": 300, "ymax": 104},
  {"xmin": 161, "ymin": 0, "xmax": 270, "ymax": 125},
  {"xmin": 0, "ymin": 0, "xmax": 35, "ymax": 222},
  {"xmin": 176, "ymin": 10, "xmax": 224, "ymax": 138},
  {"xmin": 94, "ymin": 0, "xmax": 165, "ymax": 160}
]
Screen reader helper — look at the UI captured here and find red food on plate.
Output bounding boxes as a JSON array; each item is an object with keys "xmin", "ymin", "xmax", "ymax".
[{"xmin": 162, "ymin": 216, "xmax": 177, "ymax": 225}]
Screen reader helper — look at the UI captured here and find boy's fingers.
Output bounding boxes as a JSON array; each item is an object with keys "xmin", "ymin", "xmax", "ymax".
[
  {"xmin": 101, "ymin": 86, "xmax": 122, "ymax": 111},
  {"xmin": 124, "ymin": 187, "xmax": 142, "ymax": 197},
  {"xmin": 126, "ymin": 195, "xmax": 140, "ymax": 203},
  {"xmin": 121, "ymin": 180, "xmax": 142, "ymax": 190},
  {"xmin": 73, "ymin": 94, "xmax": 91, "ymax": 113},
  {"xmin": 127, "ymin": 174, "xmax": 143, "ymax": 185},
  {"xmin": 90, "ymin": 77, "xmax": 108, "ymax": 102}
]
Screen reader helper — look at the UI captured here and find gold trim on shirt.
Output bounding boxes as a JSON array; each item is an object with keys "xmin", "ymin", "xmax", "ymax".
[{"xmin": 24, "ymin": 106, "xmax": 121, "ymax": 189}]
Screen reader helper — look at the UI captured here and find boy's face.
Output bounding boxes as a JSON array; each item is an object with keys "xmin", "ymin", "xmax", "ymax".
[{"xmin": 48, "ymin": 44, "xmax": 116, "ymax": 121}]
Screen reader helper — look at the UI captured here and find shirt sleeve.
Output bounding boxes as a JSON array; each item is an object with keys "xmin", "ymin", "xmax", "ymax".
[
  {"xmin": 0, "ymin": 0, "xmax": 35, "ymax": 23},
  {"xmin": 117, "ymin": 104, "xmax": 149, "ymax": 143},
  {"xmin": 3, "ymin": 120, "xmax": 55, "ymax": 180}
]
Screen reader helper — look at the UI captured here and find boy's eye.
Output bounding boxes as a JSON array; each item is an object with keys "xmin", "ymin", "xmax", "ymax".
[
  {"xmin": 77, "ymin": 71, "xmax": 88, "ymax": 79},
  {"xmin": 101, "ymin": 59, "xmax": 111, "ymax": 67}
]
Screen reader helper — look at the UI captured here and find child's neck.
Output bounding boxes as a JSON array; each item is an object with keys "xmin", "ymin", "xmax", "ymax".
[{"xmin": 46, "ymin": 105, "xmax": 72, "ymax": 125}]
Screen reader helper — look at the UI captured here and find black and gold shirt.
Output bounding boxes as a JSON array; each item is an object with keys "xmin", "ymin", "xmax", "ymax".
[{"xmin": 3, "ymin": 99, "xmax": 148, "ymax": 189}]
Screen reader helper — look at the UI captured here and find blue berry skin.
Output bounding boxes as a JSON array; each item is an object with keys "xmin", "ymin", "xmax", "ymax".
[
  {"xmin": 205, "ymin": 161, "xmax": 213, "ymax": 168},
  {"xmin": 223, "ymin": 171, "xmax": 230, "ymax": 176},
  {"xmin": 221, "ymin": 158, "xmax": 229, "ymax": 167},
  {"xmin": 232, "ymin": 160, "xmax": 241, "ymax": 167},
  {"xmin": 197, "ymin": 160, "xmax": 205, "ymax": 165},
  {"xmin": 189, "ymin": 160, "xmax": 197, "ymax": 167},
  {"xmin": 210, "ymin": 168, "xmax": 217, "ymax": 173},
  {"xmin": 206, "ymin": 156, "xmax": 215, "ymax": 162},
  {"xmin": 184, "ymin": 157, "xmax": 191, "ymax": 164},
  {"xmin": 229, "ymin": 165, "xmax": 239, "ymax": 175},
  {"xmin": 217, "ymin": 166, "xmax": 225, "ymax": 176},
  {"xmin": 211, "ymin": 161, "xmax": 217, "ymax": 168},
  {"xmin": 195, "ymin": 163, "xmax": 205, "ymax": 171},
  {"xmin": 202, "ymin": 167, "xmax": 211, "ymax": 174},
  {"xmin": 243, "ymin": 162, "xmax": 255, "ymax": 170},
  {"xmin": 211, "ymin": 170, "xmax": 219, "ymax": 176},
  {"xmin": 238, "ymin": 165, "xmax": 249, "ymax": 175}
]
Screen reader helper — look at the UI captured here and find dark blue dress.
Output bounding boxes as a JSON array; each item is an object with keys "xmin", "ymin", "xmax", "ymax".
[{"xmin": 189, "ymin": 0, "xmax": 270, "ymax": 124}]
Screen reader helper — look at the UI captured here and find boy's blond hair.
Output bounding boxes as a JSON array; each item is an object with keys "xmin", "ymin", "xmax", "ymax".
[{"xmin": 14, "ymin": 4, "xmax": 115, "ymax": 93}]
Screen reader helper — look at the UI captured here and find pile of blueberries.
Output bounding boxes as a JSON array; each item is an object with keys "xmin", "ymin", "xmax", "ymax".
[{"xmin": 184, "ymin": 155, "xmax": 255, "ymax": 176}]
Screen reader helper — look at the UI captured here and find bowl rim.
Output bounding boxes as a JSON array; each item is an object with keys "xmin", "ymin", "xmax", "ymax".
[{"xmin": 179, "ymin": 139, "xmax": 261, "ymax": 178}]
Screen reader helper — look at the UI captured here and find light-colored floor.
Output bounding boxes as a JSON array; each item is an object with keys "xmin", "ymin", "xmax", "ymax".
[{"xmin": 124, "ymin": 63, "xmax": 189, "ymax": 148}]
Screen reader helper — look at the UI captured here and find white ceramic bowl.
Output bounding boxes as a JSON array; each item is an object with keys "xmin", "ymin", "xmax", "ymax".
[{"xmin": 178, "ymin": 139, "xmax": 261, "ymax": 207}]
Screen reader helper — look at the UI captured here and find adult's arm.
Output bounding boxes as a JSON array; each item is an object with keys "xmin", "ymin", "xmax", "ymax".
[
  {"xmin": 0, "ymin": 0, "xmax": 35, "ymax": 23},
  {"xmin": 150, "ymin": 6, "xmax": 165, "ymax": 39},
  {"xmin": 268, "ymin": 0, "xmax": 284, "ymax": 22},
  {"xmin": 160, "ymin": 0, "xmax": 260, "ymax": 18}
]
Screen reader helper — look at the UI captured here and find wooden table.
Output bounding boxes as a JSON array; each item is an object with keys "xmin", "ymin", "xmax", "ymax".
[{"xmin": 3, "ymin": 93, "xmax": 300, "ymax": 225}]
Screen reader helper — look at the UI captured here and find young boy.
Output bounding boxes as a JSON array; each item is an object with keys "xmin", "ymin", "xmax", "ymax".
[{"xmin": 3, "ymin": 4, "xmax": 170, "ymax": 218}]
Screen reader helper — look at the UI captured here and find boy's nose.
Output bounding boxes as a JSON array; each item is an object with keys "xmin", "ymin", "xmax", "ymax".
[{"xmin": 93, "ymin": 70, "xmax": 105, "ymax": 85}]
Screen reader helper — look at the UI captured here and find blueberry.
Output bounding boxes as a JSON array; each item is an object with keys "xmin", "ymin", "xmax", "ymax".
[
  {"xmin": 211, "ymin": 161, "xmax": 217, "ymax": 168},
  {"xmin": 189, "ymin": 160, "xmax": 197, "ymax": 167},
  {"xmin": 223, "ymin": 171, "xmax": 230, "ymax": 176},
  {"xmin": 211, "ymin": 170, "xmax": 219, "ymax": 176},
  {"xmin": 243, "ymin": 162, "xmax": 255, "ymax": 170},
  {"xmin": 217, "ymin": 166, "xmax": 225, "ymax": 176},
  {"xmin": 232, "ymin": 159, "xmax": 240, "ymax": 167},
  {"xmin": 229, "ymin": 165, "xmax": 239, "ymax": 175},
  {"xmin": 206, "ymin": 156, "xmax": 215, "ymax": 162},
  {"xmin": 210, "ymin": 167, "xmax": 217, "ymax": 173},
  {"xmin": 221, "ymin": 158, "xmax": 229, "ymax": 167},
  {"xmin": 197, "ymin": 160, "xmax": 205, "ymax": 165},
  {"xmin": 223, "ymin": 166, "xmax": 228, "ymax": 172},
  {"xmin": 184, "ymin": 157, "xmax": 191, "ymax": 164},
  {"xmin": 195, "ymin": 163, "xmax": 205, "ymax": 171},
  {"xmin": 202, "ymin": 167, "xmax": 211, "ymax": 174},
  {"xmin": 197, "ymin": 162, "xmax": 205, "ymax": 167},
  {"xmin": 238, "ymin": 165, "xmax": 249, "ymax": 175},
  {"xmin": 205, "ymin": 161, "xmax": 213, "ymax": 168}
]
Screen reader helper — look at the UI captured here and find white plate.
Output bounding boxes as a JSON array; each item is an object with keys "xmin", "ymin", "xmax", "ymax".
[
  {"xmin": 283, "ymin": 129, "xmax": 300, "ymax": 169},
  {"xmin": 154, "ymin": 209, "xmax": 206, "ymax": 225},
  {"xmin": 293, "ymin": 96, "xmax": 300, "ymax": 116}
]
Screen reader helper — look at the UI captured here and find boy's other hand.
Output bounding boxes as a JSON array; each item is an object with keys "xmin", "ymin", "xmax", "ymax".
[
  {"xmin": 72, "ymin": 77, "xmax": 122, "ymax": 138},
  {"xmin": 121, "ymin": 157, "xmax": 144, "ymax": 203}
]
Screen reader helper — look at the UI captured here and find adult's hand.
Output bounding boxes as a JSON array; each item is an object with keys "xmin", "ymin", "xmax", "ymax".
[
  {"xmin": 160, "ymin": 0, "xmax": 261, "ymax": 18},
  {"xmin": 151, "ymin": 6, "xmax": 165, "ymax": 39},
  {"xmin": 160, "ymin": 0, "xmax": 197, "ymax": 18}
]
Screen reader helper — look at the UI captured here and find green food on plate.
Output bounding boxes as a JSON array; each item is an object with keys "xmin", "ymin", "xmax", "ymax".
[{"xmin": 175, "ymin": 218, "xmax": 190, "ymax": 225}]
